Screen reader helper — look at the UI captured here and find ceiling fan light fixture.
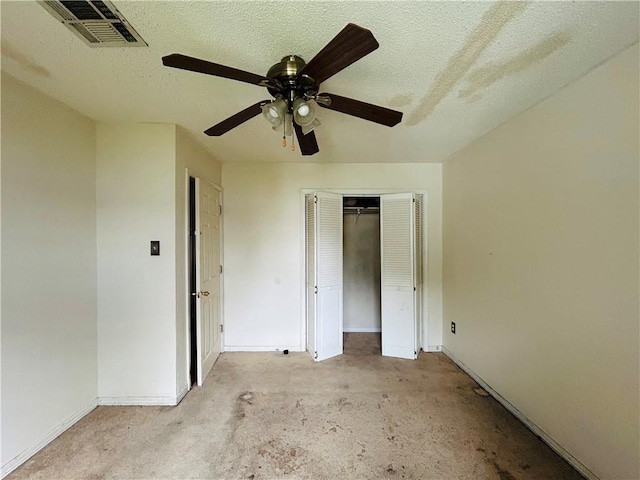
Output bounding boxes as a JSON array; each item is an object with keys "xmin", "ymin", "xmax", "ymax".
[
  {"xmin": 298, "ymin": 105, "xmax": 310, "ymax": 116},
  {"xmin": 293, "ymin": 98, "xmax": 318, "ymax": 127},
  {"xmin": 268, "ymin": 106, "xmax": 280, "ymax": 118},
  {"xmin": 295, "ymin": 99, "xmax": 310, "ymax": 117},
  {"xmin": 163, "ymin": 23, "xmax": 403, "ymax": 156},
  {"xmin": 262, "ymin": 98, "xmax": 287, "ymax": 126}
]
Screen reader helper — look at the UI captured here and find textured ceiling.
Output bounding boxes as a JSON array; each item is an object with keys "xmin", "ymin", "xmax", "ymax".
[{"xmin": 1, "ymin": 1, "xmax": 638, "ymax": 163}]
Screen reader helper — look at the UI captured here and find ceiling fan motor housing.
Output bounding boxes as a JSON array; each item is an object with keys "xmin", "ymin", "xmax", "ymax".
[{"xmin": 266, "ymin": 55, "xmax": 318, "ymax": 106}]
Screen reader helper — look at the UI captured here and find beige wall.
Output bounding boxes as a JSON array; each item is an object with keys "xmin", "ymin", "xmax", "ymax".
[
  {"xmin": 96, "ymin": 123, "xmax": 178, "ymax": 402},
  {"xmin": 222, "ymin": 162, "xmax": 442, "ymax": 351},
  {"xmin": 1, "ymin": 74, "xmax": 97, "ymax": 473},
  {"xmin": 97, "ymin": 124, "xmax": 221, "ymax": 402},
  {"xmin": 443, "ymin": 44, "xmax": 639, "ymax": 480}
]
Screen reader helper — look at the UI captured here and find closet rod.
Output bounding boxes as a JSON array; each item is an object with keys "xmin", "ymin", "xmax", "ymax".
[{"xmin": 343, "ymin": 209, "xmax": 379, "ymax": 215}]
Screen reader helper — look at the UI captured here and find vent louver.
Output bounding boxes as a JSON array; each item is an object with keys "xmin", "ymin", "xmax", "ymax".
[{"xmin": 39, "ymin": 0, "xmax": 147, "ymax": 47}]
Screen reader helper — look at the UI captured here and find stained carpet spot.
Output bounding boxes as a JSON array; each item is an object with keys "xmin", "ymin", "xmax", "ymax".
[
  {"xmin": 257, "ymin": 440, "xmax": 306, "ymax": 474},
  {"xmin": 234, "ymin": 391, "xmax": 255, "ymax": 420},
  {"xmin": 490, "ymin": 460, "xmax": 517, "ymax": 480}
]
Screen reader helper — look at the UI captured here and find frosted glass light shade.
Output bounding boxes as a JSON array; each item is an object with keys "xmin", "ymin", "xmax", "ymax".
[
  {"xmin": 293, "ymin": 98, "xmax": 318, "ymax": 127},
  {"xmin": 301, "ymin": 118, "xmax": 321, "ymax": 135},
  {"xmin": 262, "ymin": 98, "xmax": 287, "ymax": 126}
]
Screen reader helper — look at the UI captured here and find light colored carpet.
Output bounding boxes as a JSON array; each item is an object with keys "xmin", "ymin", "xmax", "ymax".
[{"xmin": 8, "ymin": 334, "xmax": 582, "ymax": 479}]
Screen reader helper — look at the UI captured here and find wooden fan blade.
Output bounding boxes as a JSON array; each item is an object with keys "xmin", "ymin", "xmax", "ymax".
[
  {"xmin": 299, "ymin": 23, "xmax": 379, "ymax": 85},
  {"xmin": 318, "ymin": 93, "xmax": 402, "ymax": 127},
  {"xmin": 163, "ymin": 54, "xmax": 268, "ymax": 86},
  {"xmin": 204, "ymin": 101, "xmax": 269, "ymax": 136},
  {"xmin": 293, "ymin": 123, "xmax": 320, "ymax": 156}
]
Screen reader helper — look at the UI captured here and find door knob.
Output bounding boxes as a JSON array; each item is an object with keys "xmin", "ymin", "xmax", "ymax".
[{"xmin": 191, "ymin": 291, "xmax": 210, "ymax": 298}]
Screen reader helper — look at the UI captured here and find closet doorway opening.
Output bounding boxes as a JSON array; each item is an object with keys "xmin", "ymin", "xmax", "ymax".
[
  {"xmin": 343, "ymin": 197, "xmax": 381, "ymax": 356},
  {"xmin": 305, "ymin": 191, "xmax": 423, "ymax": 362}
]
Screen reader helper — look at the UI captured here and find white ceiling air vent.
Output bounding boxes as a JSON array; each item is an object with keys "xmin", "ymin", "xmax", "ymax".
[{"xmin": 39, "ymin": 0, "xmax": 147, "ymax": 47}]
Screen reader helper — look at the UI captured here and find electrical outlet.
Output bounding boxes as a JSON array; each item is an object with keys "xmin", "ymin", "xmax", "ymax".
[{"xmin": 451, "ymin": 322, "xmax": 456, "ymax": 334}]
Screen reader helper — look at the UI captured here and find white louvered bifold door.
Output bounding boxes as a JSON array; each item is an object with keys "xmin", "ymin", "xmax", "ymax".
[
  {"xmin": 414, "ymin": 195, "xmax": 423, "ymax": 352},
  {"xmin": 305, "ymin": 194, "xmax": 317, "ymax": 360},
  {"xmin": 381, "ymin": 193, "xmax": 418, "ymax": 359},
  {"xmin": 314, "ymin": 192, "xmax": 343, "ymax": 361}
]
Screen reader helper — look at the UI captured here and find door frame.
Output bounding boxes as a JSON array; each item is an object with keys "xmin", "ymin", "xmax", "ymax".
[
  {"xmin": 185, "ymin": 168, "xmax": 223, "ymax": 389},
  {"xmin": 300, "ymin": 188, "xmax": 429, "ymax": 355}
]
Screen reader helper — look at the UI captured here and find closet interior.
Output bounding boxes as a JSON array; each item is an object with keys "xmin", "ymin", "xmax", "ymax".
[{"xmin": 343, "ymin": 196, "xmax": 381, "ymax": 355}]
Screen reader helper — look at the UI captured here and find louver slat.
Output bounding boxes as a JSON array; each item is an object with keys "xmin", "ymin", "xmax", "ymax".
[
  {"xmin": 306, "ymin": 196, "xmax": 315, "ymax": 286},
  {"xmin": 317, "ymin": 195, "xmax": 342, "ymax": 287},
  {"xmin": 39, "ymin": 0, "xmax": 147, "ymax": 47},
  {"xmin": 382, "ymin": 198, "xmax": 413, "ymax": 288},
  {"xmin": 60, "ymin": 1, "xmax": 102, "ymax": 20}
]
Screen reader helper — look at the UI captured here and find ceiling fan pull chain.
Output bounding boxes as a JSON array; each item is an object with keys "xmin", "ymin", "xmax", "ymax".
[
  {"xmin": 282, "ymin": 121, "xmax": 287, "ymax": 147},
  {"xmin": 291, "ymin": 131, "xmax": 296, "ymax": 152}
]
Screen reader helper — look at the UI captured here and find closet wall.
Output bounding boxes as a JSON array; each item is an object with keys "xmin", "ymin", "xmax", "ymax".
[{"xmin": 343, "ymin": 212, "xmax": 381, "ymax": 332}]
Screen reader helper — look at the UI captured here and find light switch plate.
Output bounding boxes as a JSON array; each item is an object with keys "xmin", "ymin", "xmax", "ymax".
[{"xmin": 150, "ymin": 241, "xmax": 160, "ymax": 256}]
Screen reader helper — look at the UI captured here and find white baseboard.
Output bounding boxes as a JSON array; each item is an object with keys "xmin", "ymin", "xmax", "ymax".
[
  {"xmin": 98, "ymin": 394, "xmax": 182, "ymax": 406},
  {"xmin": 1, "ymin": 397, "xmax": 98, "ymax": 479},
  {"xmin": 424, "ymin": 345, "xmax": 442, "ymax": 352},
  {"xmin": 441, "ymin": 347, "xmax": 598, "ymax": 480},
  {"xmin": 175, "ymin": 385, "xmax": 189, "ymax": 405},
  {"xmin": 343, "ymin": 327, "xmax": 381, "ymax": 333},
  {"xmin": 223, "ymin": 345, "xmax": 304, "ymax": 352}
]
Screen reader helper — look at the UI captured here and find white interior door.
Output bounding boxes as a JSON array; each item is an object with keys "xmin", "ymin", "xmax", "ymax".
[
  {"xmin": 307, "ymin": 192, "xmax": 343, "ymax": 361},
  {"xmin": 196, "ymin": 179, "xmax": 222, "ymax": 385},
  {"xmin": 380, "ymin": 193, "xmax": 419, "ymax": 360}
]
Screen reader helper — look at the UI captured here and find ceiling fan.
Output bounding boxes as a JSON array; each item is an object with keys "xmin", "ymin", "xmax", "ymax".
[{"xmin": 162, "ymin": 23, "xmax": 403, "ymax": 156}]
